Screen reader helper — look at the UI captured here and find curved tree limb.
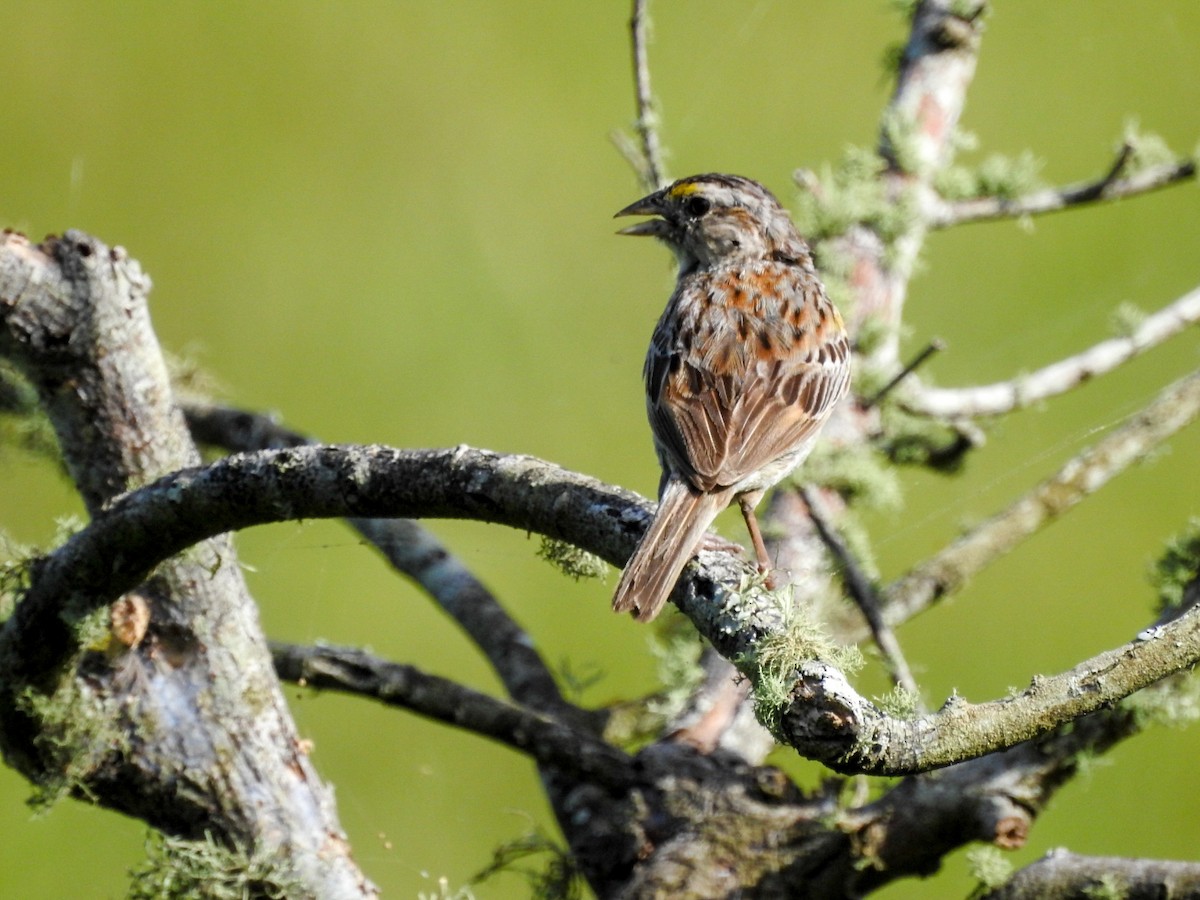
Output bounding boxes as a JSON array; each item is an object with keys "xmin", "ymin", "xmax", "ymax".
[
  {"xmin": 8, "ymin": 432, "xmax": 1198, "ymax": 774},
  {"xmin": 776, "ymin": 600, "xmax": 1200, "ymax": 774},
  {"xmin": 183, "ymin": 403, "xmax": 584, "ymax": 726}
]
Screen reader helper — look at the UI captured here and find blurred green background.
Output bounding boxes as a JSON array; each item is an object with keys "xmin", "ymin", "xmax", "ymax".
[{"xmin": 1, "ymin": 2, "xmax": 1198, "ymax": 897}]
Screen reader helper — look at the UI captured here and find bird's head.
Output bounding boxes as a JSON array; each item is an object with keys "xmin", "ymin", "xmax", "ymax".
[{"xmin": 615, "ymin": 173, "xmax": 807, "ymax": 270}]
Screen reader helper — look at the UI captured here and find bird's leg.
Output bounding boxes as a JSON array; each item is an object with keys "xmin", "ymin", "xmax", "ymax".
[{"xmin": 738, "ymin": 496, "xmax": 777, "ymax": 589}]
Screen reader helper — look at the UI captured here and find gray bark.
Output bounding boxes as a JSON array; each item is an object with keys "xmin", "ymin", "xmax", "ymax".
[{"xmin": 0, "ymin": 231, "xmax": 375, "ymax": 898}]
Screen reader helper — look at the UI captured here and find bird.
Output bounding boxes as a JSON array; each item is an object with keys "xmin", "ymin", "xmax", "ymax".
[{"xmin": 611, "ymin": 173, "xmax": 851, "ymax": 622}]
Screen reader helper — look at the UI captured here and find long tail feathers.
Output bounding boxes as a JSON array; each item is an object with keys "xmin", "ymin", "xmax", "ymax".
[{"xmin": 612, "ymin": 480, "xmax": 730, "ymax": 622}]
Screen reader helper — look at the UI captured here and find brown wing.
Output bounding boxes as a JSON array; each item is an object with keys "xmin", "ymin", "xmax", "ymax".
[{"xmin": 645, "ymin": 266, "xmax": 850, "ymax": 493}]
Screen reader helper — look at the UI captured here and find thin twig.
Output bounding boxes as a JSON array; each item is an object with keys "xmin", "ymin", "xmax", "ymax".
[
  {"xmin": 901, "ymin": 284, "xmax": 1200, "ymax": 419},
  {"xmin": 865, "ymin": 339, "xmax": 945, "ymax": 408},
  {"xmin": 929, "ymin": 157, "xmax": 1196, "ymax": 229},
  {"xmin": 884, "ymin": 367, "xmax": 1200, "ymax": 626},
  {"xmin": 272, "ymin": 642, "xmax": 636, "ymax": 792},
  {"xmin": 1099, "ymin": 141, "xmax": 1135, "ymax": 185},
  {"xmin": 610, "ymin": 129, "xmax": 653, "ymax": 185},
  {"xmin": 801, "ymin": 487, "xmax": 922, "ymax": 704},
  {"xmin": 629, "ymin": 0, "xmax": 667, "ymax": 190}
]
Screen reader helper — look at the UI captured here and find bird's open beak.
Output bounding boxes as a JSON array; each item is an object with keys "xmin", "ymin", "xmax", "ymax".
[{"xmin": 615, "ymin": 191, "xmax": 669, "ymax": 237}]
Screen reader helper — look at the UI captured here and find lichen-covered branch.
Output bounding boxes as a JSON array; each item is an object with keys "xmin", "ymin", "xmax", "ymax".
[
  {"xmin": 10, "ymin": 431, "xmax": 1199, "ymax": 774},
  {"xmin": 847, "ymin": 0, "xmax": 986, "ymax": 369},
  {"xmin": 184, "ymin": 403, "xmax": 581, "ymax": 725},
  {"xmin": 0, "ymin": 230, "xmax": 374, "ymax": 897},
  {"xmin": 980, "ymin": 852, "xmax": 1200, "ymax": 900},
  {"xmin": 777, "ymin": 596, "xmax": 1200, "ymax": 774}
]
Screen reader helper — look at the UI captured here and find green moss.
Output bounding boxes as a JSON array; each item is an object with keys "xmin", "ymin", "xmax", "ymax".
[
  {"xmin": 17, "ymin": 676, "xmax": 127, "ymax": 810},
  {"xmin": 647, "ymin": 613, "xmax": 704, "ymax": 719},
  {"xmin": 537, "ymin": 537, "xmax": 608, "ymax": 582},
  {"xmin": 877, "ymin": 402, "xmax": 974, "ymax": 472},
  {"xmin": 851, "ymin": 315, "xmax": 894, "ymax": 362},
  {"xmin": 1067, "ymin": 747, "xmax": 1113, "ymax": 784},
  {"xmin": 1122, "ymin": 121, "xmax": 1181, "ymax": 174},
  {"xmin": 0, "ymin": 362, "xmax": 59, "ymax": 465},
  {"xmin": 127, "ymin": 830, "xmax": 305, "ymax": 900},
  {"xmin": 880, "ymin": 109, "xmax": 924, "ymax": 177},
  {"xmin": 794, "ymin": 145, "xmax": 920, "ymax": 246},
  {"xmin": 473, "ymin": 826, "xmax": 581, "ymax": 900},
  {"xmin": 0, "ymin": 531, "xmax": 34, "ymax": 623},
  {"xmin": 791, "ymin": 444, "xmax": 902, "ymax": 586},
  {"xmin": 163, "ymin": 346, "xmax": 226, "ymax": 407},
  {"xmin": 935, "ymin": 151, "xmax": 1044, "ymax": 202},
  {"xmin": 1150, "ymin": 518, "xmax": 1200, "ymax": 612},
  {"xmin": 874, "ymin": 684, "xmax": 920, "ymax": 719},
  {"xmin": 965, "ymin": 846, "xmax": 1011, "ymax": 894},
  {"xmin": 1081, "ymin": 874, "xmax": 1126, "ymax": 900},
  {"xmin": 742, "ymin": 588, "xmax": 863, "ymax": 733},
  {"xmin": 799, "ymin": 442, "xmax": 902, "ymax": 514},
  {"xmin": 1108, "ymin": 302, "xmax": 1147, "ymax": 339},
  {"xmin": 1122, "ymin": 654, "xmax": 1200, "ymax": 732}
]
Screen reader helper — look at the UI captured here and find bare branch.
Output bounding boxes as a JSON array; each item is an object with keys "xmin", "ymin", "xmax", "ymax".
[
  {"xmin": 864, "ymin": 338, "xmax": 945, "ymax": 408},
  {"xmin": 624, "ymin": 0, "xmax": 667, "ymax": 190},
  {"xmin": 184, "ymin": 404, "xmax": 580, "ymax": 723},
  {"xmin": 801, "ymin": 487, "xmax": 921, "ymax": 703},
  {"xmin": 901, "ymin": 284, "xmax": 1200, "ymax": 418},
  {"xmin": 271, "ymin": 643, "xmax": 636, "ymax": 792},
  {"xmin": 930, "ymin": 156, "xmax": 1197, "ymax": 229},
  {"xmin": 885, "ymin": 367, "xmax": 1200, "ymax": 625}
]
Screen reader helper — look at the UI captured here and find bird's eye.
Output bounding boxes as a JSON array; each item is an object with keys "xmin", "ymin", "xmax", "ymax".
[{"xmin": 684, "ymin": 195, "xmax": 711, "ymax": 217}]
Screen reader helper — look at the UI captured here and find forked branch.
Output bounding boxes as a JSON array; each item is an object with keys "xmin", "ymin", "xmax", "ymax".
[{"xmin": 271, "ymin": 643, "xmax": 635, "ymax": 791}]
